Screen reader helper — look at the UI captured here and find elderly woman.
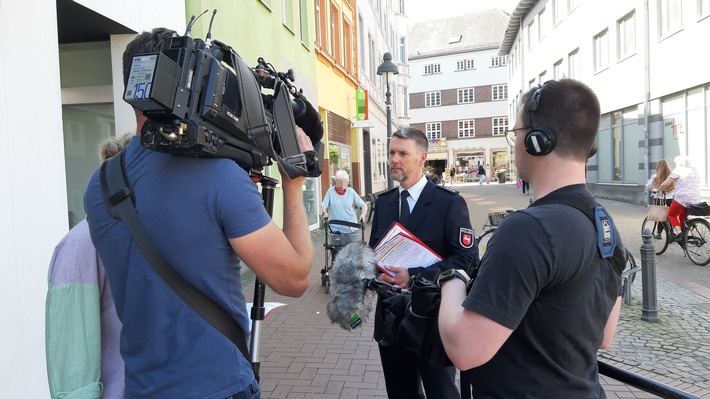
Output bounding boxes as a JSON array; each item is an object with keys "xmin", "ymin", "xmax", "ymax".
[
  {"xmin": 321, "ymin": 170, "xmax": 367, "ymax": 233},
  {"xmin": 657, "ymin": 155, "xmax": 701, "ymax": 238}
]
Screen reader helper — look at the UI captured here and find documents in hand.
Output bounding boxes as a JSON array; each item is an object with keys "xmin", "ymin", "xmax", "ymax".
[{"xmin": 373, "ymin": 222, "xmax": 442, "ymax": 277}]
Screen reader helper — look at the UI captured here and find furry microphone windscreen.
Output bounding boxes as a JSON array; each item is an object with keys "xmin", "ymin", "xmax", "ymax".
[{"xmin": 326, "ymin": 242, "xmax": 378, "ymax": 331}]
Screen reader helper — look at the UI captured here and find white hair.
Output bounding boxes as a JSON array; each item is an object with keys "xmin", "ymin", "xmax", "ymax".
[
  {"xmin": 674, "ymin": 155, "xmax": 691, "ymax": 168},
  {"xmin": 335, "ymin": 170, "xmax": 349, "ymax": 181}
]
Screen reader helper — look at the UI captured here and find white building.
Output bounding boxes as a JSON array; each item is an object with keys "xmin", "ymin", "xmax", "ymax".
[
  {"xmin": 355, "ymin": 0, "xmax": 409, "ymax": 195},
  {"xmin": 0, "ymin": 0, "xmax": 185, "ymax": 396},
  {"xmin": 407, "ymin": 9, "xmax": 511, "ymax": 182},
  {"xmin": 500, "ymin": 0, "xmax": 710, "ymax": 204}
]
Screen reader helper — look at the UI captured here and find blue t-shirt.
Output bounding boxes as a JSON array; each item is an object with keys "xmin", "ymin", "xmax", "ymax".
[{"xmin": 84, "ymin": 137, "xmax": 271, "ymax": 399}]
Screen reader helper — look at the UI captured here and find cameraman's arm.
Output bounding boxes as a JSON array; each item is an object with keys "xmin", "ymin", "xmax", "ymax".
[
  {"xmin": 438, "ymin": 281, "xmax": 513, "ymax": 370},
  {"xmin": 228, "ymin": 128, "xmax": 314, "ymax": 297}
]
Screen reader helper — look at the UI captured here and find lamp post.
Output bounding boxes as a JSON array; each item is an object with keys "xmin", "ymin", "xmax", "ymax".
[{"xmin": 377, "ymin": 52, "xmax": 399, "ymax": 190}]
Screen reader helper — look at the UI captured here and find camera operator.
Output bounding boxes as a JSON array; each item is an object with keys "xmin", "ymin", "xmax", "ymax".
[
  {"xmin": 84, "ymin": 28, "xmax": 315, "ymax": 399},
  {"xmin": 438, "ymin": 79, "xmax": 624, "ymax": 398}
]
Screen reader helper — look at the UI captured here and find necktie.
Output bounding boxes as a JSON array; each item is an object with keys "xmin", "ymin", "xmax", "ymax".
[{"xmin": 400, "ymin": 190, "xmax": 410, "ymax": 226}]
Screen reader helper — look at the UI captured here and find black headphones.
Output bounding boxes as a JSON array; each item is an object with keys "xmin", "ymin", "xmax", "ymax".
[{"xmin": 525, "ymin": 83, "xmax": 557, "ymax": 156}]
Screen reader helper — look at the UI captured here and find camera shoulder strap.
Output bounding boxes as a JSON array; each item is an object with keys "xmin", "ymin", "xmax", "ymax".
[
  {"xmin": 99, "ymin": 151, "xmax": 250, "ymax": 360},
  {"xmin": 530, "ymin": 191, "xmax": 627, "ymax": 299}
]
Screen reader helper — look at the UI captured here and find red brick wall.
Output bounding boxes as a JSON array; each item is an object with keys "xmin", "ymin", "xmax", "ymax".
[{"xmin": 409, "ymin": 84, "xmax": 498, "ymax": 109}]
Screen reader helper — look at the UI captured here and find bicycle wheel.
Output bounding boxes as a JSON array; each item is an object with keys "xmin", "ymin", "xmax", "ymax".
[
  {"xmin": 621, "ymin": 251, "xmax": 638, "ymax": 299},
  {"xmin": 641, "ymin": 217, "xmax": 670, "ymax": 255},
  {"xmin": 477, "ymin": 229, "xmax": 495, "ymax": 257},
  {"xmin": 684, "ymin": 218, "xmax": 710, "ymax": 266}
]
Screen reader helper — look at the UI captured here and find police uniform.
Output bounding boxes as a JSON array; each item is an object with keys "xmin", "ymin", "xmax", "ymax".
[{"xmin": 369, "ymin": 179, "xmax": 478, "ymax": 399}]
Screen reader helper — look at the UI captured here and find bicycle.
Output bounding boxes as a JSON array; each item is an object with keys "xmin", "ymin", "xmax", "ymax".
[
  {"xmin": 640, "ymin": 202, "xmax": 710, "ymax": 266},
  {"xmin": 476, "ymin": 210, "xmax": 513, "ymax": 256}
]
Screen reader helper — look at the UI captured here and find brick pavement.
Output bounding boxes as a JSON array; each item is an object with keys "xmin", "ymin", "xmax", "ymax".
[{"xmin": 243, "ymin": 182, "xmax": 710, "ymax": 398}]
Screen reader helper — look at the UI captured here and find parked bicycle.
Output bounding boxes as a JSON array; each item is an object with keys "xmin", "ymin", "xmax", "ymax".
[
  {"xmin": 476, "ymin": 210, "xmax": 512, "ymax": 256},
  {"xmin": 640, "ymin": 202, "xmax": 710, "ymax": 266}
]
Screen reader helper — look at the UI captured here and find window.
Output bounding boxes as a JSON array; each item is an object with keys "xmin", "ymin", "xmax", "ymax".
[
  {"xmin": 492, "ymin": 85, "xmax": 508, "ymax": 101},
  {"xmin": 425, "ymin": 91, "xmax": 441, "ymax": 107},
  {"xmin": 552, "ymin": 0, "xmax": 561, "ymax": 26},
  {"xmin": 369, "ymin": 35, "xmax": 376, "ymax": 80},
  {"xmin": 458, "ymin": 120, "xmax": 475, "ymax": 138},
  {"xmin": 448, "ymin": 35, "xmax": 462, "ymax": 44},
  {"xmin": 424, "ymin": 63, "xmax": 441, "ymax": 74},
  {"xmin": 343, "ymin": 20, "xmax": 352, "ymax": 71},
  {"xmin": 593, "ymin": 29, "xmax": 609, "ymax": 73},
  {"xmin": 527, "ymin": 20, "xmax": 536, "ymax": 49},
  {"xmin": 330, "ymin": 5, "xmax": 341, "ymax": 59},
  {"xmin": 458, "ymin": 88, "xmax": 475, "ymax": 104},
  {"xmin": 659, "ymin": 0, "xmax": 682, "ymax": 38},
  {"xmin": 399, "ymin": 37, "xmax": 406, "ymax": 62},
  {"xmin": 299, "ymin": 0, "xmax": 310, "ymax": 46},
  {"xmin": 617, "ymin": 11, "xmax": 636, "ymax": 59},
  {"xmin": 701, "ymin": 0, "xmax": 710, "ymax": 18},
  {"xmin": 492, "ymin": 117, "xmax": 509, "ymax": 135},
  {"xmin": 539, "ymin": 71, "xmax": 547, "ymax": 84},
  {"xmin": 491, "ymin": 56, "xmax": 508, "ymax": 67},
  {"xmin": 426, "ymin": 122, "xmax": 442, "ymax": 140},
  {"xmin": 568, "ymin": 48, "xmax": 579, "ymax": 79},
  {"xmin": 358, "ymin": 15, "xmax": 365, "ymax": 69},
  {"xmin": 539, "ymin": 8, "xmax": 547, "ymax": 39},
  {"xmin": 568, "ymin": 0, "xmax": 579, "ymax": 12},
  {"xmin": 529, "ymin": 78, "xmax": 537, "ymax": 89},
  {"xmin": 553, "ymin": 59, "xmax": 564, "ymax": 79},
  {"xmin": 456, "ymin": 59, "xmax": 475, "ymax": 71},
  {"xmin": 316, "ymin": 0, "xmax": 324, "ymax": 46},
  {"xmin": 282, "ymin": 0, "xmax": 294, "ymax": 30}
]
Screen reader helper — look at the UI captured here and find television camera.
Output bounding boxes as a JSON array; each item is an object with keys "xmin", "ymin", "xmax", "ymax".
[{"xmin": 123, "ymin": 12, "xmax": 323, "ymax": 179}]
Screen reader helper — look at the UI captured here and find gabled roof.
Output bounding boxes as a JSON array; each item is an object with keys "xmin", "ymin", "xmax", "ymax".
[
  {"xmin": 498, "ymin": 0, "xmax": 539, "ymax": 56},
  {"xmin": 408, "ymin": 9, "xmax": 510, "ymax": 59}
]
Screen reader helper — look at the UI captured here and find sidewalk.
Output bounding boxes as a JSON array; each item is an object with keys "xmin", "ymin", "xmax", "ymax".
[{"xmin": 243, "ymin": 182, "xmax": 710, "ymax": 398}]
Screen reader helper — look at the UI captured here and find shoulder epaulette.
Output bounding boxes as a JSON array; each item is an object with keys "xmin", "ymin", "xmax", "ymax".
[
  {"xmin": 436, "ymin": 185, "xmax": 458, "ymax": 195},
  {"xmin": 380, "ymin": 187, "xmax": 399, "ymax": 196}
]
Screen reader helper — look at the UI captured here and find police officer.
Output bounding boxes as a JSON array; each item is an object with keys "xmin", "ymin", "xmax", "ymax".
[{"xmin": 369, "ymin": 127, "xmax": 478, "ymax": 399}]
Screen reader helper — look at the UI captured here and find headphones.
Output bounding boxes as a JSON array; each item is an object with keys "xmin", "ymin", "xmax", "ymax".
[{"xmin": 525, "ymin": 83, "xmax": 557, "ymax": 156}]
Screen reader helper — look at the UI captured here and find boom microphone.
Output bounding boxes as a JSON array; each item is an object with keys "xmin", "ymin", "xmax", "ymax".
[{"xmin": 327, "ymin": 242, "xmax": 378, "ymax": 330}]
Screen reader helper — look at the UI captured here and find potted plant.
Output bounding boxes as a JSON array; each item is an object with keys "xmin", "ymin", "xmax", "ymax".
[{"xmin": 495, "ymin": 168, "xmax": 508, "ymax": 183}]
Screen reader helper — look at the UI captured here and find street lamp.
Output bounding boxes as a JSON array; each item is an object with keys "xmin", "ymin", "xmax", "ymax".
[{"xmin": 377, "ymin": 52, "xmax": 399, "ymax": 190}]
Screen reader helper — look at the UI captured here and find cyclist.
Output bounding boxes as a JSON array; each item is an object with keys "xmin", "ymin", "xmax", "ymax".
[
  {"xmin": 656, "ymin": 155, "xmax": 700, "ymax": 240},
  {"xmin": 645, "ymin": 159, "xmax": 674, "ymax": 238}
]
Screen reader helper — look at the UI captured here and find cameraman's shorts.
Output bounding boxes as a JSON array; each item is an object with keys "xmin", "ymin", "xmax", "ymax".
[{"xmin": 225, "ymin": 379, "xmax": 260, "ymax": 399}]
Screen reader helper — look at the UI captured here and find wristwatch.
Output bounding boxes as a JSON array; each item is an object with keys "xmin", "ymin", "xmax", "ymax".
[{"xmin": 437, "ymin": 268, "xmax": 471, "ymax": 289}]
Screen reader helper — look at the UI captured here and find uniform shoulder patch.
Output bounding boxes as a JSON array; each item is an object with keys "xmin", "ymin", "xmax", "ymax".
[{"xmin": 436, "ymin": 185, "xmax": 458, "ymax": 195}]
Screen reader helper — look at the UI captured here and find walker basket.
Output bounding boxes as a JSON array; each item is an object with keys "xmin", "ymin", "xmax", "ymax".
[{"xmin": 487, "ymin": 212, "xmax": 508, "ymax": 226}]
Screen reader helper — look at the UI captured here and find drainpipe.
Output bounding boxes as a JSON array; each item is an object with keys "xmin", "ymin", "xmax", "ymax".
[{"xmin": 643, "ymin": 0, "xmax": 651, "ymax": 184}]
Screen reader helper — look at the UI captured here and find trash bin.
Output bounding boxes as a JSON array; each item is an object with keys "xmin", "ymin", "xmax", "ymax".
[{"xmin": 496, "ymin": 172, "xmax": 506, "ymax": 183}]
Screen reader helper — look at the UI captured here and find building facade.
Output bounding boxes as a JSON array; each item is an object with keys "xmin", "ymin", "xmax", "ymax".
[
  {"xmin": 500, "ymin": 0, "xmax": 710, "ymax": 204},
  {"xmin": 355, "ymin": 0, "xmax": 409, "ymax": 195},
  {"xmin": 1, "ymin": 0, "xmax": 323, "ymax": 395},
  {"xmin": 1, "ymin": 2, "xmax": 186, "ymax": 395},
  {"xmin": 408, "ymin": 10, "xmax": 511, "ymax": 182}
]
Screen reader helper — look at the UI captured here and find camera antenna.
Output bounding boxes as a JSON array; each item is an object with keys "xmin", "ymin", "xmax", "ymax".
[
  {"xmin": 205, "ymin": 9, "xmax": 218, "ymax": 45},
  {"xmin": 185, "ymin": 9, "xmax": 209, "ymax": 37}
]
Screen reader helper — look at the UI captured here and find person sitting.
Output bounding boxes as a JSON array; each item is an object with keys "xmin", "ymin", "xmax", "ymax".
[{"xmin": 657, "ymin": 155, "xmax": 700, "ymax": 239}]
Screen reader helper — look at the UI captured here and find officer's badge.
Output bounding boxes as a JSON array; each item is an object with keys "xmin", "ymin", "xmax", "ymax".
[{"xmin": 459, "ymin": 228, "xmax": 474, "ymax": 248}]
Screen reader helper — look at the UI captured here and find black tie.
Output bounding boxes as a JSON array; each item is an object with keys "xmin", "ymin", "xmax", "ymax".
[{"xmin": 400, "ymin": 190, "xmax": 410, "ymax": 226}]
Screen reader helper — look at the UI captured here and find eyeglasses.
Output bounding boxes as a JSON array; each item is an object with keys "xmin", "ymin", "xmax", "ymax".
[{"xmin": 505, "ymin": 126, "xmax": 531, "ymax": 147}]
